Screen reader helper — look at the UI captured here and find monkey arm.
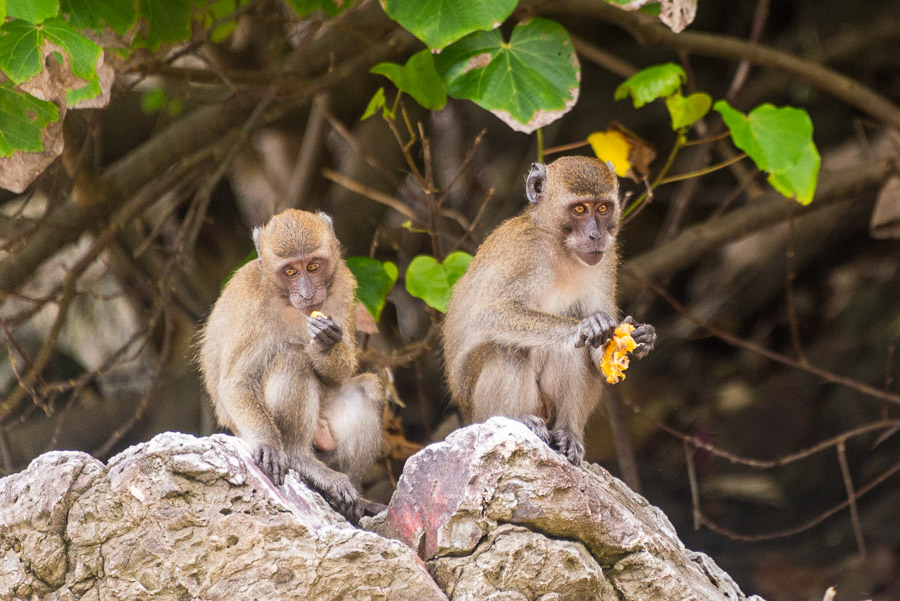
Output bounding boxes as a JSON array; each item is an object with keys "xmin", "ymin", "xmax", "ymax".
[
  {"xmin": 480, "ymin": 302, "xmax": 581, "ymax": 349},
  {"xmin": 308, "ymin": 339, "xmax": 359, "ymax": 383}
]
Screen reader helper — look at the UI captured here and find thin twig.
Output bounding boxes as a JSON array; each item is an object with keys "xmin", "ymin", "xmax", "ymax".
[
  {"xmin": 684, "ymin": 441, "xmax": 701, "ymax": 531},
  {"xmin": 784, "ymin": 201, "xmax": 809, "ymax": 365},
  {"xmin": 836, "ymin": 440, "xmax": 867, "ymax": 557},
  {"xmin": 658, "ymin": 153, "xmax": 748, "ymax": 185}
]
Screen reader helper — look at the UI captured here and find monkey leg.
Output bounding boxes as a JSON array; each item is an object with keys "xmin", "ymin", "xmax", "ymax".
[
  {"xmin": 537, "ymin": 347, "xmax": 599, "ymax": 466},
  {"xmin": 466, "ymin": 345, "xmax": 549, "ymax": 444},
  {"xmin": 318, "ymin": 373, "xmax": 385, "ymax": 484}
]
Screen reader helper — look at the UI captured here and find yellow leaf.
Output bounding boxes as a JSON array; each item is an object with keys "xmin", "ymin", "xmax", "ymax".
[
  {"xmin": 588, "ymin": 130, "xmax": 632, "ymax": 178},
  {"xmin": 600, "ymin": 322, "xmax": 637, "ymax": 384}
]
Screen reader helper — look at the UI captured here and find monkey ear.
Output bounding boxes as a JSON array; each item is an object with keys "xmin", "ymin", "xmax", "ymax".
[
  {"xmin": 605, "ymin": 160, "xmax": 616, "ymax": 176},
  {"xmin": 316, "ymin": 212, "xmax": 335, "ymax": 231},
  {"xmin": 526, "ymin": 163, "xmax": 547, "ymax": 204},
  {"xmin": 252, "ymin": 227, "xmax": 263, "ymax": 253}
]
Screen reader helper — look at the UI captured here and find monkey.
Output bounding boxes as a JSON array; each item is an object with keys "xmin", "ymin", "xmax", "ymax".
[
  {"xmin": 198, "ymin": 209, "xmax": 385, "ymax": 523},
  {"xmin": 442, "ymin": 156, "xmax": 656, "ymax": 466}
]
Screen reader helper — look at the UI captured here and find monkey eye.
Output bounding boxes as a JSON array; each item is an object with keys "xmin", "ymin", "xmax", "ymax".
[
  {"xmin": 307, "ymin": 263, "xmax": 320, "ymax": 273},
  {"xmin": 597, "ymin": 203, "xmax": 609, "ymax": 214},
  {"xmin": 573, "ymin": 204, "xmax": 587, "ymax": 215},
  {"xmin": 283, "ymin": 266, "xmax": 298, "ymax": 277}
]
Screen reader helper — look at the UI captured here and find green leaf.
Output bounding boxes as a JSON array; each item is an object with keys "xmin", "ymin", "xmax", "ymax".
[
  {"xmin": 0, "ymin": 19, "xmax": 43, "ymax": 84},
  {"xmin": 361, "ymin": 86, "xmax": 386, "ymax": 120},
  {"xmin": 141, "ymin": 87, "xmax": 168, "ymax": 113},
  {"xmin": 59, "ymin": 0, "xmax": 137, "ymax": 34},
  {"xmin": 434, "ymin": 18, "xmax": 580, "ymax": 134},
  {"xmin": 767, "ymin": 141, "xmax": 820, "ymax": 205},
  {"xmin": 138, "ymin": 0, "xmax": 192, "ymax": 49},
  {"xmin": 371, "ymin": 49, "xmax": 447, "ymax": 111},
  {"xmin": 197, "ymin": 0, "xmax": 250, "ymax": 43},
  {"xmin": 405, "ymin": 251, "xmax": 472, "ymax": 313},
  {"xmin": 0, "ymin": 0, "xmax": 7, "ymax": 23},
  {"xmin": 346, "ymin": 257, "xmax": 398, "ymax": 322},
  {"xmin": 7, "ymin": 0, "xmax": 58, "ymax": 23},
  {"xmin": 41, "ymin": 17, "xmax": 101, "ymax": 81},
  {"xmin": 0, "ymin": 82, "xmax": 59, "ymax": 156},
  {"xmin": 714, "ymin": 101, "xmax": 812, "ymax": 173},
  {"xmin": 284, "ymin": 0, "xmax": 357, "ymax": 18},
  {"xmin": 614, "ymin": 62, "xmax": 685, "ymax": 108},
  {"xmin": 65, "ymin": 76, "xmax": 100, "ymax": 105},
  {"xmin": 665, "ymin": 91, "xmax": 711, "ymax": 130},
  {"xmin": 381, "ymin": 0, "xmax": 516, "ymax": 50}
]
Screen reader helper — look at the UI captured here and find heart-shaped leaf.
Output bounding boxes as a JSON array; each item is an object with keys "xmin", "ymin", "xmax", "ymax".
[
  {"xmin": 381, "ymin": 0, "xmax": 516, "ymax": 50},
  {"xmin": 665, "ymin": 91, "xmax": 711, "ymax": 130},
  {"xmin": 614, "ymin": 62, "xmax": 685, "ymax": 108},
  {"xmin": 0, "ymin": 81, "xmax": 59, "ymax": 156},
  {"xmin": 346, "ymin": 257, "xmax": 398, "ymax": 322},
  {"xmin": 371, "ymin": 49, "xmax": 447, "ymax": 111},
  {"xmin": 0, "ymin": 17, "xmax": 100, "ymax": 85},
  {"xmin": 767, "ymin": 141, "xmax": 820, "ymax": 205},
  {"xmin": 714, "ymin": 101, "xmax": 812, "ymax": 173},
  {"xmin": 434, "ymin": 18, "xmax": 579, "ymax": 134},
  {"xmin": 405, "ymin": 251, "xmax": 473, "ymax": 313},
  {"xmin": 7, "ymin": 0, "xmax": 58, "ymax": 24}
]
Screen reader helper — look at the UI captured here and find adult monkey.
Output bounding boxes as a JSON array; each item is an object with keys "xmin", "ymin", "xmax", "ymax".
[
  {"xmin": 198, "ymin": 209, "xmax": 384, "ymax": 522},
  {"xmin": 443, "ymin": 156, "xmax": 656, "ymax": 465}
]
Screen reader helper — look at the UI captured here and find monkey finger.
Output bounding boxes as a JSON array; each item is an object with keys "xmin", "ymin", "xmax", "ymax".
[{"xmin": 550, "ymin": 429, "xmax": 585, "ymax": 466}]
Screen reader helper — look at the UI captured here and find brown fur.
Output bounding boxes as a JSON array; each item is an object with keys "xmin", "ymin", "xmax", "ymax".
[
  {"xmin": 443, "ymin": 156, "xmax": 625, "ymax": 464},
  {"xmin": 198, "ymin": 209, "xmax": 384, "ymax": 522}
]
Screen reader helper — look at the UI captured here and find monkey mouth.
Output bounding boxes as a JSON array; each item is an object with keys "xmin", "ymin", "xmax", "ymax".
[{"xmin": 575, "ymin": 249, "xmax": 604, "ymax": 266}]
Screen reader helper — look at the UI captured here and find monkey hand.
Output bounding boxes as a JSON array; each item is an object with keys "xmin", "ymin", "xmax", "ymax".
[
  {"xmin": 252, "ymin": 444, "xmax": 288, "ymax": 486},
  {"xmin": 318, "ymin": 471, "xmax": 362, "ymax": 525},
  {"xmin": 307, "ymin": 313, "xmax": 343, "ymax": 350},
  {"xmin": 550, "ymin": 429, "xmax": 585, "ymax": 466},
  {"xmin": 574, "ymin": 311, "xmax": 617, "ymax": 348},
  {"xmin": 623, "ymin": 316, "xmax": 656, "ymax": 359},
  {"xmin": 514, "ymin": 414, "xmax": 551, "ymax": 446}
]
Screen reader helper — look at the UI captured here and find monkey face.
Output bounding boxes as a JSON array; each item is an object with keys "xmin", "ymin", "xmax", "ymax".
[
  {"xmin": 565, "ymin": 200, "xmax": 617, "ymax": 266},
  {"xmin": 275, "ymin": 255, "xmax": 332, "ymax": 315}
]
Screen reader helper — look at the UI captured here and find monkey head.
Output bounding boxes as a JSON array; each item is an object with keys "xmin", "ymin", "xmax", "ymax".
[
  {"xmin": 252, "ymin": 209, "xmax": 340, "ymax": 315},
  {"xmin": 526, "ymin": 156, "xmax": 620, "ymax": 267}
]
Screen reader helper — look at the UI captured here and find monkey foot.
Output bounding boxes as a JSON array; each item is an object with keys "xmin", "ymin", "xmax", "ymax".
[
  {"xmin": 514, "ymin": 415, "xmax": 551, "ymax": 446},
  {"xmin": 550, "ymin": 429, "xmax": 584, "ymax": 466}
]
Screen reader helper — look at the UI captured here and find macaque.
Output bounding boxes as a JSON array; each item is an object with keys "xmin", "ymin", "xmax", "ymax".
[
  {"xmin": 198, "ymin": 209, "xmax": 384, "ymax": 522},
  {"xmin": 442, "ymin": 156, "xmax": 656, "ymax": 465}
]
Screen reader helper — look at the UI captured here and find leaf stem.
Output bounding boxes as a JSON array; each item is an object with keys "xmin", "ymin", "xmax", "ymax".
[
  {"xmin": 681, "ymin": 130, "xmax": 732, "ymax": 147},
  {"xmin": 658, "ymin": 153, "xmax": 748, "ymax": 184},
  {"xmin": 536, "ymin": 128, "xmax": 544, "ymax": 163},
  {"xmin": 623, "ymin": 131, "xmax": 685, "ymax": 219}
]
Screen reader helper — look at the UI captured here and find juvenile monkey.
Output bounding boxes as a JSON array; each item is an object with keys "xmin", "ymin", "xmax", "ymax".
[
  {"xmin": 198, "ymin": 209, "xmax": 384, "ymax": 522},
  {"xmin": 443, "ymin": 156, "xmax": 656, "ymax": 465}
]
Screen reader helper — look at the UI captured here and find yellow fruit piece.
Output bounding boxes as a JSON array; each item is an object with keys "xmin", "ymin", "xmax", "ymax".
[
  {"xmin": 600, "ymin": 322, "xmax": 637, "ymax": 384},
  {"xmin": 310, "ymin": 311, "xmax": 326, "ymax": 319}
]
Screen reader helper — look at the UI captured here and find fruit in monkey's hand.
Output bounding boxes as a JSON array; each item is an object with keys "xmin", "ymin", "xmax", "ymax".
[
  {"xmin": 310, "ymin": 310, "xmax": 326, "ymax": 319},
  {"xmin": 600, "ymin": 322, "xmax": 637, "ymax": 384}
]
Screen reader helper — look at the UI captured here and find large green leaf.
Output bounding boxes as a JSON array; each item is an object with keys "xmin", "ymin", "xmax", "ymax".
[
  {"xmin": 346, "ymin": 257, "xmax": 398, "ymax": 322},
  {"xmin": 0, "ymin": 17, "xmax": 100, "ymax": 85},
  {"xmin": 0, "ymin": 19, "xmax": 43, "ymax": 84},
  {"xmin": 381, "ymin": 0, "xmax": 516, "ymax": 50},
  {"xmin": 714, "ymin": 101, "xmax": 812, "ymax": 173},
  {"xmin": 59, "ymin": 0, "xmax": 137, "ymax": 34},
  {"xmin": 41, "ymin": 17, "xmax": 101, "ymax": 81},
  {"xmin": 284, "ymin": 0, "xmax": 357, "ymax": 18},
  {"xmin": 0, "ymin": 82, "xmax": 59, "ymax": 156},
  {"xmin": 614, "ymin": 62, "xmax": 685, "ymax": 108},
  {"xmin": 371, "ymin": 49, "xmax": 447, "ymax": 111},
  {"xmin": 767, "ymin": 141, "xmax": 820, "ymax": 205},
  {"xmin": 405, "ymin": 251, "xmax": 472, "ymax": 313},
  {"xmin": 7, "ymin": 0, "xmax": 58, "ymax": 23},
  {"xmin": 138, "ymin": 0, "xmax": 192, "ymax": 49},
  {"xmin": 434, "ymin": 18, "xmax": 580, "ymax": 134},
  {"xmin": 665, "ymin": 91, "xmax": 711, "ymax": 130}
]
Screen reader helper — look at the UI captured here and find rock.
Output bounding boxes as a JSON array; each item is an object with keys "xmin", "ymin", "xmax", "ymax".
[
  {"xmin": 0, "ymin": 432, "xmax": 446, "ymax": 601},
  {"xmin": 1, "ymin": 420, "xmax": 765, "ymax": 601},
  {"xmin": 373, "ymin": 417, "xmax": 763, "ymax": 601}
]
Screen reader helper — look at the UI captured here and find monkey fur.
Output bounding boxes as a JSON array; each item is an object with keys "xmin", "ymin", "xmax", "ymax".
[
  {"xmin": 198, "ymin": 209, "xmax": 384, "ymax": 523},
  {"xmin": 443, "ymin": 156, "xmax": 656, "ymax": 465}
]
